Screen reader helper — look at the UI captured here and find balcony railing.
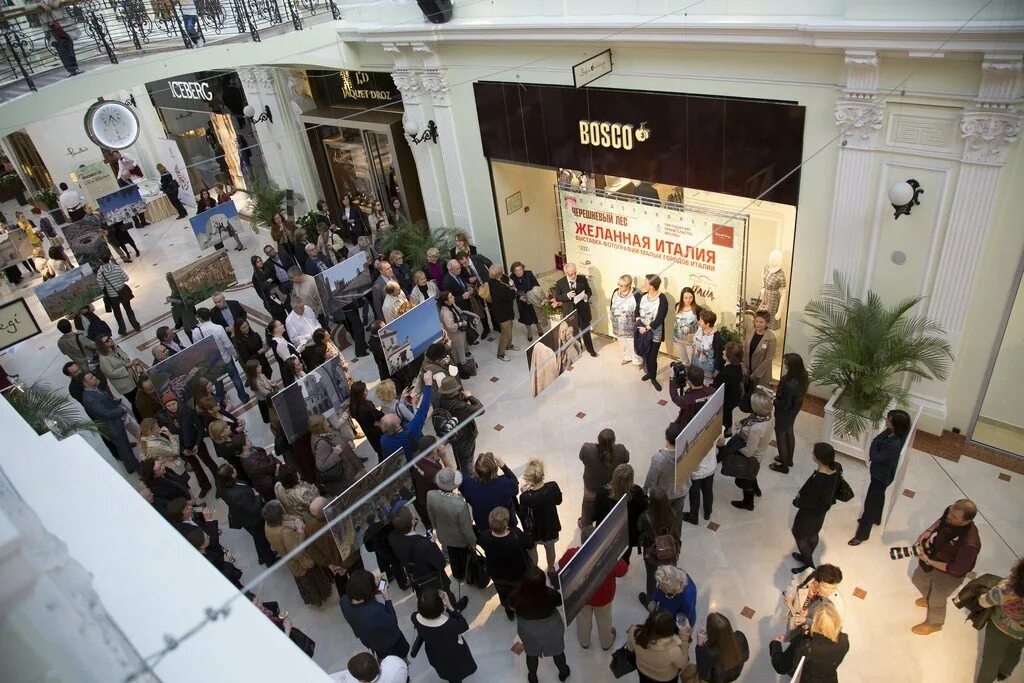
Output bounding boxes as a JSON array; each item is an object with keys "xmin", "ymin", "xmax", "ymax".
[{"xmin": 0, "ymin": 0, "xmax": 338, "ymax": 97}]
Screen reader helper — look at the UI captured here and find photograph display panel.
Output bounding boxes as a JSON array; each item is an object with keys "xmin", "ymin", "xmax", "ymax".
[
  {"xmin": 557, "ymin": 187, "xmax": 746, "ymax": 343},
  {"xmin": 558, "ymin": 496, "xmax": 629, "ymax": 625},
  {"xmin": 0, "ymin": 298, "xmax": 42, "ymax": 351},
  {"xmin": 170, "ymin": 249, "xmax": 237, "ymax": 306},
  {"xmin": 0, "ymin": 231, "xmax": 26, "ymax": 269},
  {"xmin": 315, "ymin": 250, "xmax": 373, "ymax": 321},
  {"xmin": 525, "ymin": 311, "xmax": 582, "ymax": 398},
  {"xmin": 33, "ymin": 264, "xmax": 102, "ymax": 321},
  {"xmin": 271, "ymin": 355, "xmax": 351, "ymax": 444},
  {"xmin": 189, "ymin": 202, "xmax": 243, "ymax": 251},
  {"xmin": 323, "ymin": 450, "xmax": 414, "ymax": 560},
  {"xmin": 673, "ymin": 385, "xmax": 724, "ymax": 493},
  {"xmin": 380, "ymin": 298, "xmax": 443, "ymax": 375},
  {"xmin": 60, "ymin": 215, "xmax": 108, "ymax": 269},
  {"xmin": 96, "ymin": 185, "xmax": 145, "ymax": 224},
  {"xmin": 148, "ymin": 336, "xmax": 228, "ymax": 401}
]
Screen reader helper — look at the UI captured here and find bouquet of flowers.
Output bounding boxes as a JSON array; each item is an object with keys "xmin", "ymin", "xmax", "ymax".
[{"xmin": 541, "ymin": 286, "xmax": 560, "ymax": 317}]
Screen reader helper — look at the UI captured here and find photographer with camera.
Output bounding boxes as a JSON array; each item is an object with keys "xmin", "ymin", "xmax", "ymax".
[
  {"xmin": 669, "ymin": 364, "xmax": 715, "ymax": 427},
  {"xmin": 911, "ymin": 499, "xmax": 981, "ymax": 635}
]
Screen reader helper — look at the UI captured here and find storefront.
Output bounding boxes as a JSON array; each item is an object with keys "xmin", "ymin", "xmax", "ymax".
[
  {"xmin": 301, "ymin": 69, "xmax": 425, "ymax": 226},
  {"xmin": 474, "ymin": 81, "xmax": 804, "ymax": 369},
  {"xmin": 146, "ymin": 71, "xmax": 268, "ymax": 193}
]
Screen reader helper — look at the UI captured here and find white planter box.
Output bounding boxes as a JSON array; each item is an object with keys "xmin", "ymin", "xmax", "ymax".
[{"xmin": 822, "ymin": 389, "xmax": 885, "ymax": 462}]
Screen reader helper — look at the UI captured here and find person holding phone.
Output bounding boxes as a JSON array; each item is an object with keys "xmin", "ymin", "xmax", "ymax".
[{"xmin": 339, "ymin": 569, "xmax": 410, "ymax": 660}]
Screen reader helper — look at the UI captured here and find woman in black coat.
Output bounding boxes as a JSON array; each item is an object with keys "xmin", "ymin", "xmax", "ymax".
[
  {"xmin": 713, "ymin": 341, "xmax": 745, "ymax": 434},
  {"xmin": 338, "ymin": 193, "xmax": 369, "ymax": 239},
  {"xmin": 233, "ymin": 318, "xmax": 273, "ymax": 379},
  {"xmin": 410, "ymin": 589, "xmax": 477, "ymax": 683},
  {"xmin": 770, "ymin": 353, "xmax": 809, "ymax": 474},
  {"xmin": 489, "ymin": 269, "xmax": 518, "ymax": 362},
  {"xmin": 350, "ymin": 381, "xmax": 384, "ymax": 456},
  {"xmin": 634, "ymin": 274, "xmax": 670, "ymax": 392},
  {"xmin": 791, "ymin": 443, "xmax": 840, "ymax": 573},
  {"xmin": 157, "ymin": 163, "xmax": 188, "ymax": 219},
  {"xmin": 216, "ymin": 464, "xmax": 278, "ymax": 566},
  {"xmin": 140, "ymin": 458, "xmax": 193, "ymax": 511},
  {"xmin": 509, "ymin": 262, "xmax": 544, "ymax": 341},
  {"xmin": 592, "ymin": 463, "xmax": 648, "ymax": 563},
  {"xmin": 849, "ymin": 409, "xmax": 910, "ymax": 545},
  {"xmin": 770, "ymin": 603, "xmax": 849, "ymax": 683}
]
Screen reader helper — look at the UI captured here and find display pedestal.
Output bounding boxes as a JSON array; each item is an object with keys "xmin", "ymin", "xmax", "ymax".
[{"xmin": 821, "ymin": 389, "xmax": 887, "ymax": 462}]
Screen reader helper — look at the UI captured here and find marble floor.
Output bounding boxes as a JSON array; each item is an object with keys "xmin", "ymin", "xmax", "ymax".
[{"xmin": 1, "ymin": 209, "xmax": 1022, "ymax": 682}]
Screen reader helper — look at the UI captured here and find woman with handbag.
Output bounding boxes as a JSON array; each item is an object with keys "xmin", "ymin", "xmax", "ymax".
[
  {"xmin": 438, "ymin": 291, "xmax": 471, "ymax": 369},
  {"xmin": 634, "ymin": 274, "xmax": 669, "ymax": 392},
  {"xmin": 97, "ymin": 255, "xmax": 141, "ymax": 335},
  {"xmin": 723, "ymin": 387, "xmax": 775, "ymax": 512},
  {"xmin": 309, "ymin": 414, "xmax": 364, "ymax": 497},
  {"xmin": 626, "ymin": 609, "xmax": 694, "ymax": 683},
  {"xmin": 791, "ymin": 443, "xmax": 841, "ymax": 573},
  {"xmin": 510, "ymin": 262, "xmax": 545, "ymax": 342},
  {"xmin": 96, "ymin": 335, "xmax": 148, "ymax": 418}
]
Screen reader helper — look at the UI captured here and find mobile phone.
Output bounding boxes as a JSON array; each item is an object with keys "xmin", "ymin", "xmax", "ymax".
[{"xmin": 377, "ymin": 578, "xmax": 388, "ymax": 593}]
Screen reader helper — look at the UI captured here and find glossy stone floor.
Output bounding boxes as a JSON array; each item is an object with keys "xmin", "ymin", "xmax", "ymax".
[{"xmin": 2, "ymin": 210, "xmax": 1022, "ymax": 682}]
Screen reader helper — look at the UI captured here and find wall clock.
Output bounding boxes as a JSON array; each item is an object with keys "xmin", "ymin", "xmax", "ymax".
[{"xmin": 83, "ymin": 99, "xmax": 140, "ymax": 150}]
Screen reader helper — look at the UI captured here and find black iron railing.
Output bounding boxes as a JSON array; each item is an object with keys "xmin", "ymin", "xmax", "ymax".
[{"xmin": 0, "ymin": 0, "xmax": 338, "ymax": 95}]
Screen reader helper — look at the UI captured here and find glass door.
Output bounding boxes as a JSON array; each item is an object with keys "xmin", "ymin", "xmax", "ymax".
[
  {"xmin": 971, "ymin": 254, "xmax": 1024, "ymax": 457},
  {"xmin": 323, "ymin": 128, "xmax": 376, "ymax": 211}
]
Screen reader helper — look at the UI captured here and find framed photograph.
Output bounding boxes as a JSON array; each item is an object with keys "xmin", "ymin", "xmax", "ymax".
[
  {"xmin": 673, "ymin": 385, "xmax": 724, "ymax": 494},
  {"xmin": 505, "ymin": 191, "xmax": 523, "ymax": 215},
  {"xmin": 525, "ymin": 312, "xmax": 581, "ymax": 397},
  {"xmin": 271, "ymin": 355, "xmax": 351, "ymax": 443},
  {"xmin": 95, "ymin": 185, "xmax": 145, "ymax": 224},
  {"xmin": 189, "ymin": 201, "xmax": 244, "ymax": 251},
  {"xmin": 380, "ymin": 298, "xmax": 443, "ymax": 375},
  {"xmin": 557, "ymin": 496, "xmax": 628, "ymax": 625},
  {"xmin": 60, "ymin": 214, "xmax": 107, "ymax": 269},
  {"xmin": 0, "ymin": 297, "xmax": 43, "ymax": 352},
  {"xmin": 33, "ymin": 264, "xmax": 103, "ymax": 322},
  {"xmin": 315, "ymin": 250, "xmax": 373, "ymax": 321},
  {"xmin": 169, "ymin": 248, "xmax": 237, "ymax": 307},
  {"xmin": 148, "ymin": 336, "xmax": 228, "ymax": 402}
]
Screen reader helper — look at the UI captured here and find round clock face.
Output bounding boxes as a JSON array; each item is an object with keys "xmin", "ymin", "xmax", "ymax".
[{"xmin": 84, "ymin": 100, "xmax": 140, "ymax": 150}]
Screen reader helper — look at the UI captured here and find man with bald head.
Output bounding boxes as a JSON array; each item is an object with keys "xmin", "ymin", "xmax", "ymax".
[
  {"xmin": 553, "ymin": 262, "xmax": 598, "ymax": 356},
  {"xmin": 307, "ymin": 496, "xmax": 364, "ymax": 596},
  {"xmin": 379, "ymin": 371, "xmax": 434, "ymax": 463}
]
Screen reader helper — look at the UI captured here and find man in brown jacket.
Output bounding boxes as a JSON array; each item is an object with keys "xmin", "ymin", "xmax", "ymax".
[
  {"xmin": 742, "ymin": 310, "xmax": 777, "ymax": 388},
  {"xmin": 308, "ymin": 496, "xmax": 364, "ymax": 597}
]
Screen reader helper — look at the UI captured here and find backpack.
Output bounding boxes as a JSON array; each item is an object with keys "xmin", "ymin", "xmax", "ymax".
[{"xmin": 645, "ymin": 525, "xmax": 679, "ymax": 564}]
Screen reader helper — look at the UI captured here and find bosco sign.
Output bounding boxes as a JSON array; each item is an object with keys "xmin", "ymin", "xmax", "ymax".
[{"xmin": 578, "ymin": 120, "xmax": 650, "ymax": 150}]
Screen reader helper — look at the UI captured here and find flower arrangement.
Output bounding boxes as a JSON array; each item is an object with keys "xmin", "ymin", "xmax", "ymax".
[{"xmin": 541, "ymin": 286, "xmax": 560, "ymax": 317}]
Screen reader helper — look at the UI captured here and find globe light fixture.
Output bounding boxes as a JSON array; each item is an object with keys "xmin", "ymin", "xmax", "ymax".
[{"xmin": 888, "ymin": 179, "xmax": 923, "ymax": 220}]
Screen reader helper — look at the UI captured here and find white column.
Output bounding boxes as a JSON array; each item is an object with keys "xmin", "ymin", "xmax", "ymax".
[
  {"xmin": 392, "ymin": 68, "xmax": 450, "ymax": 227},
  {"xmin": 823, "ymin": 52, "xmax": 883, "ymax": 290},
  {"xmin": 420, "ymin": 68, "xmax": 474, "ymax": 233},
  {"xmin": 910, "ymin": 55, "xmax": 1022, "ymax": 423}
]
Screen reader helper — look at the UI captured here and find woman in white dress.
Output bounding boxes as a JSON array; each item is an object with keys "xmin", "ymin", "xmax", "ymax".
[
  {"xmin": 610, "ymin": 275, "xmax": 641, "ymax": 366},
  {"xmin": 672, "ymin": 286, "xmax": 701, "ymax": 364}
]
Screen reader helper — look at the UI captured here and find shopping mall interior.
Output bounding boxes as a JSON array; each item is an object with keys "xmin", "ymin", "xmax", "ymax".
[{"xmin": 1, "ymin": 2, "xmax": 1023, "ymax": 682}]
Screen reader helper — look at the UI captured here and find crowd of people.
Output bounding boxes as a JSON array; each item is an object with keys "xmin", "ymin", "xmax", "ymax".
[{"xmin": 30, "ymin": 188, "xmax": 1021, "ymax": 683}]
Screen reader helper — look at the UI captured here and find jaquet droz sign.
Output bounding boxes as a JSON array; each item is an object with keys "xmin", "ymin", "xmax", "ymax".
[{"xmin": 473, "ymin": 81, "xmax": 806, "ymax": 207}]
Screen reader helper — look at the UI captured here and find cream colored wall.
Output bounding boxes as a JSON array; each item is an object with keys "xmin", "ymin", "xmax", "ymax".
[
  {"xmin": 977, "ymin": 271, "xmax": 1024, "ymax": 429},
  {"xmin": 489, "ymin": 162, "xmax": 562, "ymax": 270}
]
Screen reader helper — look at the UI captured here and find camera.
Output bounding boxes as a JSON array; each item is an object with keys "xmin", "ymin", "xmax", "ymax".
[
  {"xmin": 670, "ymin": 361, "xmax": 687, "ymax": 385},
  {"xmin": 889, "ymin": 542, "xmax": 926, "ymax": 560}
]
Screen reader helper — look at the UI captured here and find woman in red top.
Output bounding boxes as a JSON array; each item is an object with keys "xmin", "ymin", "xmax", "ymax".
[{"xmin": 557, "ymin": 526, "xmax": 629, "ymax": 650}]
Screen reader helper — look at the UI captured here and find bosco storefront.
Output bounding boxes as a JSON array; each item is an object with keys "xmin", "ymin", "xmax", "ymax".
[{"xmin": 474, "ymin": 81, "xmax": 805, "ymax": 375}]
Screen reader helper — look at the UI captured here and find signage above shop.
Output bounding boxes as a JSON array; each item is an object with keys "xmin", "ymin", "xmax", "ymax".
[
  {"xmin": 340, "ymin": 70, "xmax": 398, "ymax": 103},
  {"xmin": 473, "ymin": 81, "xmax": 806, "ymax": 207},
  {"xmin": 573, "ymin": 50, "xmax": 613, "ymax": 88},
  {"xmin": 306, "ymin": 69, "xmax": 404, "ymax": 112},
  {"xmin": 146, "ymin": 71, "xmax": 246, "ymax": 116}
]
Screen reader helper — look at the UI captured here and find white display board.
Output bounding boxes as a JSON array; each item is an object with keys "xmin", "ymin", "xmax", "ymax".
[
  {"xmin": 153, "ymin": 136, "xmax": 198, "ymax": 209},
  {"xmin": 882, "ymin": 403, "xmax": 924, "ymax": 531},
  {"xmin": 557, "ymin": 187, "xmax": 747, "ymax": 340}
]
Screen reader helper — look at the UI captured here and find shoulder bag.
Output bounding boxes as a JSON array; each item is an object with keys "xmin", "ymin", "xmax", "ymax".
[
  {"xmin": 477, "ymin": 281, "xmax": 492, "ymax": 303},
  {"xmin": 465, "ymin": 548, "xmax": 491, "ymax": 589},
  {"xmin": 100, "ymin": 268, "xmax": 134, "ymax": 304},
  {"xmin": 609, "ymin": 643, "xmax": 637, "ymax": 678}
]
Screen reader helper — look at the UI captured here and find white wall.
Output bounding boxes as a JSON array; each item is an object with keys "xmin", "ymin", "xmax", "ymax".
[
  {"xmin": 0, "ymin": 401, "xmax": 332, "ymax": 683},
  {"xmin": 490, "ymin": 161, "xmax": 561, "ymax": 270}
]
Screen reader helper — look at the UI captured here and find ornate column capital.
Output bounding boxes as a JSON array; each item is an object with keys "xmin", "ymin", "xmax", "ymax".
[
  {"xmin": 835, "ymin": 100, "xmax": 885, "ymax": 150},
  {"xmin": 960, "ymin": 111, "xmax": 1022, "ymax": 164},
  {"xmin": 254, "ymin": 67, "xmax": 274, "ymax": 96},
  {"xmin": 421, "ymin": 69, "xmax": 451, "ymax": 107},
  {"xmin": 842, "ymin": 50, "xmax": 879, "ymax": 100},
  {"xmin": 391, "ymin": 69, "xmax": 422, "ymax": 106}
]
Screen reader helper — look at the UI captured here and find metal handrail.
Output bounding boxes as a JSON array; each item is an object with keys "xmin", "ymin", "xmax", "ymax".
[{"xmin": 0, "ymin": 0, "xmax": 335, "ymax": 96}]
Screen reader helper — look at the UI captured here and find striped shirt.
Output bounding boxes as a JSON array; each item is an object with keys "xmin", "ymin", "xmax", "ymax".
[{"xmin": 97, "ymin": 263, "xmax": 129, "ymax": 297}]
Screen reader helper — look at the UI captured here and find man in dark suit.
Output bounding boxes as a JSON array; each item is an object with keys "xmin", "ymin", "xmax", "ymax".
[
  {"xmin": 371, "ymin": 260, "xmax": 397, "ymax": 321},
  {"xmin": 155, "ymin": 325, "xmax": 189, "ymax": 356},
  {"xmin": 442, "ymin": 259, "xmax": 491, "ymax": 339},
  {"xmin": 262, "ymin": 245, "xmax": 295, "ymax": 294},
  {"xmin": 387, "ymin": 506, "xmax": 468, "ymax": 610},
  {"xmin": 64, "ymin": 362, "xmax": 126, "ymax": 459},
  {"xmin": 210, "ymin": 292, "xmax": 247, "ymax": 334},
  {"xmin": 455, "ymin": 250, "xmax": 493, "ymax": 289},
  {"xmin": 553, "ymin": 262, "xmax": 598, "ymax": 356},
  {"xmin": 80, "ymin": 371, "xmax": 138, "ymax": 473}
]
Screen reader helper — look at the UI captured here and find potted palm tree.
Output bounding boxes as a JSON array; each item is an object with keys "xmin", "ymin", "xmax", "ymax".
[
  {"xmin": 242, "ymin": 178, "xmax": 302, "ymax": 234},
  {"xmin": 375, "ymin": 216, "xmax": 459, "ymax": 272},
  {"xmin": 3, "ymin": 381, "xmax": 99, "ymax": 438},
  {"xmin": 804, "ymin": 271, "xmax": 952, "ymax": 460}
]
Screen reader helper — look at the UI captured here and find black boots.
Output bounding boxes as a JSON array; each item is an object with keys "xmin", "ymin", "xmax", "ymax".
[{"xmin": 731, "ymin": 491, "xmax": 755, "ymax": 511}]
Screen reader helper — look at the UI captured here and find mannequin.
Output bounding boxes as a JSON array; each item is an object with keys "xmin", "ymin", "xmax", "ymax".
[{"xmin": 760, "ymin": 250, "xmax": 787, "ymax": 330}]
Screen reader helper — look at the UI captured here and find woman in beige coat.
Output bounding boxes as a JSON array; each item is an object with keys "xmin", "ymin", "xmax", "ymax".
[
  {"xmin": 262, "ymin": 500, "xmax": 334, "ymax": 606},
  {"xmin": 97, "ymin": 335, "xmax": 148, "ymax": 416},
  {"xmin": 139, "ymin": 418, "xmax": 186, "ymax": 475},
  {"xmin": 438, "ymin": 290, "xmax": 469, "ymax": 365},
  {"xmin": 274, "ymin": 463, "xmax": 320, "ymax": 523},
  {"xmin": 626, "ymin": 609, "xmax": 695, "ymax": 683}
]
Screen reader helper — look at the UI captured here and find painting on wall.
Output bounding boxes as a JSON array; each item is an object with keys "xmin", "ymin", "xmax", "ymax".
[
  {"xmin": 33, "ymin": 264, "xmax": 102, "ymax": 322},
  {"xmin": 189, "ymin": 201, "xmax": 243, "ymax": 251},
  {"xmin": 169, "ymin": 248, "xmax": 237, "ymax": 307}
]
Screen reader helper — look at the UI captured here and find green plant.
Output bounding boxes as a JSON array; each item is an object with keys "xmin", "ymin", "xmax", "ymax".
[
  {"xmin": 35, "ymin": 187, "xmax": 59, "ymax": 209},
  {"xmin": 803, "ymin": 270, "xmax": 953, "ymax": 437},
  {"xmin": 242, "ymin": 178, "xmax": 292, "ymax": 234},
  {"xmin": 718, "ymin": 324, "xmax": 742, "ymax": 347},
  {"xmin": 0, "ymin": 172, "xmax": 23, "ymax": 190},
  {"xmin": 374, "ymin": 216, "xmax": 459, "ymax": 271},
  {"xmin": 295, "ymin": 210, "xmax": 322, "ymax": 243},
  {"xmin": 3, "ymin": 381, "xmax": 100, "ymax": 437}
]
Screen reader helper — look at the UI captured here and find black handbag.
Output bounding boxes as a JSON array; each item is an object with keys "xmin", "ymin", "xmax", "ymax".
[
  {"xmin": 465, "ymin": 548, "xmax": 490, "ymax": 589},
  {"xmin": 721, "ymin": 450, "xmax": 760, "ymax": 479},
  {"xmin": 609, "ymin": 644, "xmax": 637, "ymax": 678},
  {"xmin": 835, "ymin": 474, "xmax": 855, "ymax": 503}
]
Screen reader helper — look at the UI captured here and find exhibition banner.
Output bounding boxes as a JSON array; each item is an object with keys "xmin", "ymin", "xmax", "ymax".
[
  {"xmin": 76, "ymin": 160, "xmax": 119, "ymax": 205},
  {"xmin": 882, "ymin": 404, "xmax": 924, "ymax": 531},
  {"xmin": 153, "ymin": 137, "xmax": 198, "ymax": 209},
  {"xmin": 557, "ymin": 187, "xmax": 746, "ymax": 341},
  {"xmin": 558, "ymin": 496, "xmax": 629, "ymax": 625},
  {"xmin": 673, "ymin": 385, "xmax": 724, "ymax": 494}
]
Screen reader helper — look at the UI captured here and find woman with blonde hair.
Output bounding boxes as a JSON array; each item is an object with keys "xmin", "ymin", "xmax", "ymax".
[
  {"xmin": 245, "ymin": 359, "xmax": 280, "ymax": 424},
  {"xmin": 139, "ymin": 418, "xmax": 185, "ymax": 475},
  {"xmin": 770, "ymin": 602, "xmax": 849, "ymax": 682},
  {"xmin": 425, "ymin": 246, "xmax": 445, "ymax": 285},
  {"xmin": 519, "ymin": 458, "xmax": 563, "ymax": 574},
  {"xmin": 610, "ymin": 274, "xmax": 641, "ymax": 366},
  {"xmin": 409, "ymin": 269, "xmax": 439, "ymax": 305},
  {"xmin": 460, "ymin": 452, "xmax": 519, "ymax": 530},
  {"xmin": 725, "ymin": 386, "xmax": 775, "ymax": 512}
]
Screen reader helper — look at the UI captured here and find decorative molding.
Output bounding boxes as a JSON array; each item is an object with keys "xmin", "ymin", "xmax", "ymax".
[
  {"xmin": 885, "ymin": 107, "xmax": 960, "ymax": 154},
  {"xmin": 843, "ymin": 49, "xmax": 879, "ymax": 100},
  {"xmin": 390, "ymin": 69, "xmax": 421, "ymax": 105},
  {"xmin": 822, "ymin": 144, "xmax": 873, "ymax": 288},
  {"xmin": 254, "ymin": 67, "xmax": 275, "ymax": 96},
  {"xmin": 420, "ymin": 69, "xmax": 451, "ymax": 107},
  {"xmin": 960, "ymin": 111, "xmax": 1022, "ymax": 164},
  {"xmin": 978, "ymin": 55, "xmax": 1023, "ymax": 105},
  {"xmin": 835, "ymin": 100, "xmax": 885, "ymax": 149}
]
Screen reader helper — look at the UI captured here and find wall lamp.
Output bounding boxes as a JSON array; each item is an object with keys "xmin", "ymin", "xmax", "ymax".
[
  {"xmin": 123, "ymin": 93, "xmax": 137, "ymax": 108},
  {"xmin": 243, "ymin": 104, "xmax": 273, "ymax": 125},
  {"xmin": 888, "ymin": 179, "xmax": 923, "ymax": 220},
  {"xmin": 404, "ymin": 117, "xmax": 438, "ymax": 144}
]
